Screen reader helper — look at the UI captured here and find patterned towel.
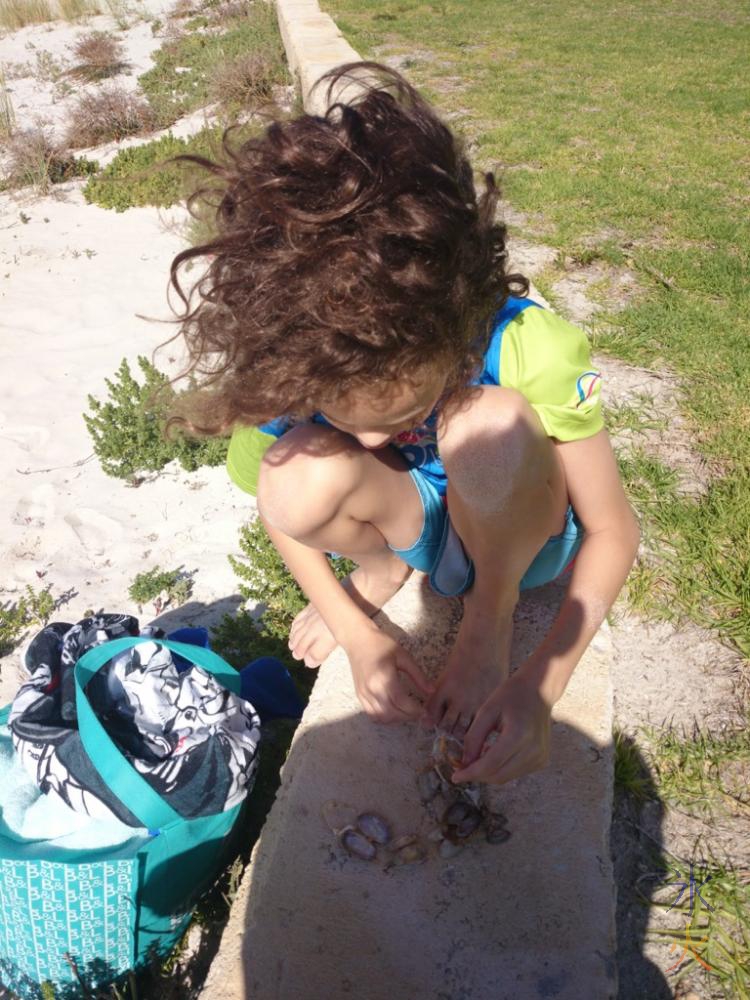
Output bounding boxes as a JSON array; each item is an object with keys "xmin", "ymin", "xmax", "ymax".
[{"xmin": 8, "ymin": 614, "xmax": 261, "ymax": 827}]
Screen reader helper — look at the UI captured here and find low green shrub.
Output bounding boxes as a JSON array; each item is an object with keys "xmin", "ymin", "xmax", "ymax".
[
  {"xmin": 82, "ymin": 125, "xmax": 257, "ymax": 212},
  {"xmin": 83, "ymin": 355, "xmax": 228, "ymax": 479},
  {"xmin": 128, "ymin": 566, "xmax": 193, "ymax": 612},
  {"xmin": 229, "ymin": 517, "xmax": 355, "ymax": 643},
  {"xmin": 0, "ymin": 585, "xmax": 55, "ymax": 656}
]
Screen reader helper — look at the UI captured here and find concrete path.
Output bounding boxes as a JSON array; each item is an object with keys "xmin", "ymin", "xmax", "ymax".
[{"xmin": 200, "ymin": 4, "xmax": 618, "ymax": 996}]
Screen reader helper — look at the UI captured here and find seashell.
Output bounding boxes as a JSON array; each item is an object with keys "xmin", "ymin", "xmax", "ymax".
[
  {"xmin": 454, "ymin": 808, "xmax": 482, "ymax": 839},
  {"xmin": 439, "ymin": 838, "xmax": 464, "ymax": 860},
  {"xmin": 393, "ymin": 842, "xmax": 426, "ymax": 865},
  {"xmin": 442, "ymin": 800, "xmax": 473, "ymax": 827},
  {"xmin": 460, "ymin": 785, "xmax": 482, "ymax": 807},
  {"xmin": 417, "ymin": 768, "xmax": 442, "ymax": 803},
  {"xmin": 427, "ymin": 827, "xmax": 446, "ymax": 843},
  {"xmin": 356, "ymin": 812, "xmax": 391, "ymax": 845},
  {"xmin": 390, "ymin": 834, "xmax": 418, "ymax": 851},
  {"xmin": 339, "ymin": 826, "xmax": 377, "ymax": 861},
  {"xmin": 485, "ymin": 824, "xmax": 512, "ymax": 845}
]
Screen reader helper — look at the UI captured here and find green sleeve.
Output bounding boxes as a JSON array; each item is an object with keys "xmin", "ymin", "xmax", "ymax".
[
  {"xmin": 226, "ymin": 425, "xmax": 277, "ymax": 496},
  {"xmin": 499, "ymin": 306, "xmax": 604, "ymax": 441}
]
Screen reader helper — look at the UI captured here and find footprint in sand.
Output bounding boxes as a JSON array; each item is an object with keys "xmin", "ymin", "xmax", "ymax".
[
  {"xmin": 12, "ymin": 484, "xmax": 57, "ymax": 528},
  {"xmin": 64, "ymin": 508, "xmax": 123, "ymax": 557},
  {"xmin": 0, "ymin": 417, "xmax": 51, "ymax": 454}
]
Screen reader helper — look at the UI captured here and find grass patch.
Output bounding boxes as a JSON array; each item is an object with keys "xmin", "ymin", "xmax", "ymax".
[
  {"xmin": 71, "ymin": 30, "xmax": 128, "ymax": 80},
  {"xmin": 645, "ymin": 851, "xmax": 750, "ymax": 997},
  {"xmin": 642, "ymin": 720, "xmax": 750, "ymax": 820},
  {"xmin": 138, "ymin": 0, "xmax": 289, "ymax": 127},
  {"xmin": 0, "ymin": 0, "xmax": 51, "ymax": 29},
  {"xmin": 317, "ymin": 0, "xmax": 750, "ymax": 663},
  {"xmin": 59, "ymin": 0, "xmax": 101, "ymax": 18},
  {"xmin": 0, "ymin": 65, "xmax": 15, "ymax": 139},
  {"xmin": 82, "ymin": 122, "xmax": 259, "ymax": 211},
  {"xmin": 1, "ymin": 125, "xmax": 98, "ymax": 193},
  {"xmin": 613, "ymin": 726, "xmax": 658, "ymax": 803},
  {"xmin": 66, "ymin": 84, "xmax": 157, "ymax": 148}
]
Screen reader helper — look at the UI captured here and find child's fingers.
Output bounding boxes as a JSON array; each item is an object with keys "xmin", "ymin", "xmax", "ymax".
[
  {"xmin": 458, "ymin": 699, "xmax": 501, "ymax": 766},
  {"xmin": 395, "ymin": 651, "xmax": 435, "ymax": 696}
]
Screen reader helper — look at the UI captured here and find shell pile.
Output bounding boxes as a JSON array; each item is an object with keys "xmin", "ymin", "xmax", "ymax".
[
  {"xmin": 416, "ymin": 731, "xmax": 512, "ymax": 858},
  {"xmin": 322, "ymin": 731, "xmax": 511, "ymax": 869},
  {"xmin": 323, "ymin": 804, "xmax": 427, "ymax": 867}
]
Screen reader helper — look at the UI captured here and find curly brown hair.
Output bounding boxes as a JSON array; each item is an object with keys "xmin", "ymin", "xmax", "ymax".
[{"xmin": 164, "ymin": 60, "xmax": 528, "ymax": 436}]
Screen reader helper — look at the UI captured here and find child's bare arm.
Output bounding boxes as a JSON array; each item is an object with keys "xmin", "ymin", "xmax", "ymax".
[
  {"xmin": 259, "ymin": 515, "xmax": 434, "ymax": 721},
  {"xmin": 454, "ymin": 429, "xmax": 639, "ymax": 783}
]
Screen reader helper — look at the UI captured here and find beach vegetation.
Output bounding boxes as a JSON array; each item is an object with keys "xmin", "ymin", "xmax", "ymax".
[
  {"xmin": 0, "ymin": 66, "xmax": 15, "ymax": 139},
  {"xmin": 59, "ymin": 0, "xmax": 101, "ymax": 18},
  {"xmin": 71, "ymin": 30, "xmax": 128, "ymax": 80},
  {"xmin": 0, "ymin": 585, "xmax": 55, "ymax": 656},
  {"xmin": 128, "ymin": 566, "xmax": 193, "ymax": 612},
  {"xmin": 2, "ymin": 125, "xmax": 98, "ymax": 193},
  {"xmin": 139, "ymin": 0, "xmax": 288, "ymax": 127},
  {"xmin": 0, "ymin": 0, "xmax": 52, "ymax": 30},
  {"xmin": 65, "ymin": 83, "xmax": 156, "ymax": 148},
  {"xmin": 83, "ymin": 355, "xmax": 229, "ymax": 480},
  {"xmin": 207, "ymin": 49, "xmax": 278, "ymax": 114},
  {"xmin": 82, "ymin": 123, "xmax": 258, "ymax": 211},
  {"xmin": 229, "ymin": 516, "xmax": 356, "ymax": 644}
]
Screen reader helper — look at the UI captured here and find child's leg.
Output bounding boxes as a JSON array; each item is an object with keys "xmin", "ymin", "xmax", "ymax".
[
  {"xmin": 424, "ymin": 386, "xmax": 570, "ymax": 732},
  {"xmin": 256, "ymin": 423, "xmax": 423, "ymax": 666}
]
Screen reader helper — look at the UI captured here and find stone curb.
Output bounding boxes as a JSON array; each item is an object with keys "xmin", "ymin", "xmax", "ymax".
[{"xmin": 274, "ymin": 0, "xmax": 362, "ymax": 114}]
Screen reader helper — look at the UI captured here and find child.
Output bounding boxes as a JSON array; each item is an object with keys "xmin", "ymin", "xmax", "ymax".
[{"xmin": 166, "ymin": 62, "xmax": 640, "ymax": 786}]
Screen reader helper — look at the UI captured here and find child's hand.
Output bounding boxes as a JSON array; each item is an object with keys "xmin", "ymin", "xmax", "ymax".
[
  {"xmin": 345, "ymin": 626, "xmax": 434, "ymax": 724},
  {"xmin": 450, "ymin": 672, "xmax": 552, "ymax": 785}
]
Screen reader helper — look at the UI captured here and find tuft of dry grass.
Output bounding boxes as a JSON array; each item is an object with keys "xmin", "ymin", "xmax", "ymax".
[
  {"xmin": 0, "ymin": 65, "xmax": 15, "ymax": 139},
  {"xmin": 59, "ymin": 0, "xmax": 101, "ymax": 18},
  {"xmin": 2, "ymin": 125, "xmax": 94, "ymax": 192},
  {"xmin": 65, "ymin": 84, "xmax": 157, "ymax": 148},
  {"xmin": 72, "ymin": 30, "xmax": 128, "ymax": 80},
  {"xmin": 0, "ymin": 0, "xmax": 52, "ymax": 29},
  {"xmin": 208, "ymin": 50, "xmax": 279, "ymax": 111}
]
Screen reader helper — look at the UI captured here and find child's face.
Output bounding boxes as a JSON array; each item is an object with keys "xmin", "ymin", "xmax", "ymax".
[{"xmin": 319, "ymin": 366, "xmax": 447, "ymax": 450}]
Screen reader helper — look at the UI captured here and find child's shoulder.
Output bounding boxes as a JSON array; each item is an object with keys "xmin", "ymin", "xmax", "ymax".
[{"xmin": 484, "ymin": 298, "xmax": 604, "ymax": 442}]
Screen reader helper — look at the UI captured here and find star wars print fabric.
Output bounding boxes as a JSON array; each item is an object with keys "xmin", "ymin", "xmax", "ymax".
[{"xmin": 8, "ymin": 614, "xmax": 261, "ymax": 827}]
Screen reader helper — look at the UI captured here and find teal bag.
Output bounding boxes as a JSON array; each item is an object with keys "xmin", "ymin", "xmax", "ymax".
[{"xmin": 0, "ymin": 636, "xmax": 251, "ymax": 999}]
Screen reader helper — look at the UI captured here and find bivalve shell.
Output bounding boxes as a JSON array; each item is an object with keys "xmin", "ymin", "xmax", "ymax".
[
  {"xmin": 356, "ymin": 811, "xmax": 392, "ymax": 845},
  {"xmin": 339, "ymin": 826, "xmax": 377, "ymax": 861}
]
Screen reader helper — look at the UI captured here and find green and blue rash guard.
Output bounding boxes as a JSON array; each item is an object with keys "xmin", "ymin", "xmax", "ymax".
[{"xmin": 226, "ymin": 297, "xmax": 604, "ymax": 499}]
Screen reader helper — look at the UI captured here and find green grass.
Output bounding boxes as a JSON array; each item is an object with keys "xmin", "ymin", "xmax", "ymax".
[
  {"xmin": 320, "ymin": 0, "xmax": 750, "ymax": 665},
  {"xmin": 138, "ymin": 0, "xmax": 289, "ymax": 127}
]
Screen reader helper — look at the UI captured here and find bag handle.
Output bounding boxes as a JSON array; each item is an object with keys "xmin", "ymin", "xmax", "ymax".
[{"xmin": 75, "ymin": 636, "xmax": 243, "ymax": 830}]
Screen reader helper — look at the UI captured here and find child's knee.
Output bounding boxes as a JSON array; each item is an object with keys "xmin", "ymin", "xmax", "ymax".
[
  {"xmin": 256, "ymin": 424, "xmax": 360, "ymax": 537},
  {"xmin": 439, "ymin": 387, "xmax": 557, "ymax": 511}
]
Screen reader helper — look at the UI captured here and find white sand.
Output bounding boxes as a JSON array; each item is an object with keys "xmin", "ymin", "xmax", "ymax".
[{"xmin": 0, "ymin": 6, "xmax": 256, "ymax": 706}]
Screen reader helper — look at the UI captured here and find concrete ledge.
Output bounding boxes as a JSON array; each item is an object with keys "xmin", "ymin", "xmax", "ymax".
[
  {"xmin": 275, "ymin": 0, "xmax": 361, "ymax": 113},
  {"xmin": 201, "ymin": 574, "xmax": 617, "ymax": 1000}
]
